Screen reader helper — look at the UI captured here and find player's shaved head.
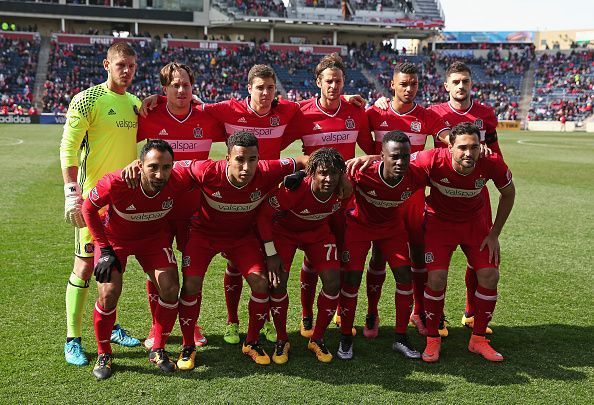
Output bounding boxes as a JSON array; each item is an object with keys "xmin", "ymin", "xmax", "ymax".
[
  {"xmin": 106, "ymin": 42, "xmax": 136, "ymax": 60},
  {"xmin": 160, "ymin": 62, "xmax": 195, "ymax": 86},
  {"xmin": 315, "ymin": 53, "xmax": 345, "ymax": 80},
  {"xmin": 305, "ymin": 148, "xmax": 346, "ymax": 177},
  {"xmin": 227, "ymin": 131, "xmax": 259, "ymax": 153},
  {"xmin": 382, "ymin": 130, "xmax": 411, "ymax": 147},
  {"xmin": 248, "ymin": 64, "xmax": 276, "ymax": 85},
  {"xmin": 140, "ymin": 139, "xmax": 174, "ymax": 162},
  {"xmin": 449, "ymin": 122, "xmax": 480, "ymax": 145},
  {"xmin": 446, "ymin": 61, "xmax": 472, "ymax": 79},
  {"xmin": 393, "ymin": 62, "xmax": 418, "ymax": 77}
]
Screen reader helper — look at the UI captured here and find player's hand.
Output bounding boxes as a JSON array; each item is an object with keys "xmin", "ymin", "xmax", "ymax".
[
  {"xmin": 374, "ymin": 96, "xmax": 390, "ymax": 110},
  {"xmin": 94, "ymin": 246, "xmax": 122, "ymax": 283},
  {"xmin": 140, "ymin": 94, "xmax": 159, "ymax": 117},
  {"xmin": 192, "ymin": 94, "xmax": 204, "ymax": 105},
  {"xmin": 480, "ymin": 143, "xmax": 493, "ymax": 157},
  {"xmin": 265, "ymin": 254, "xmax": 283, "ymax": 288},
  {"xmin": 64, "ymin": 182, "xmax": 86, "ymax": 228},
  {"xmin": 283, "ymin": 170, "xmax": 306, "ymax": 191},
  {"xmin": 337, "ymin": 173, "xmax": 353, "ymax": 199},
  {"xmin": 346, "ymin": 155, "xmax": 380, "ymax": 177},
  {"xmin": 343, "ymin": 94, "xmax": 366, "ymax": 108},
  {"xmin": 121, "ymin": 159, "xmax": 141, "ymax": 189},
  {"xmin": 480, "ymin": 231, "xmax": 500, "ymax": 266}
]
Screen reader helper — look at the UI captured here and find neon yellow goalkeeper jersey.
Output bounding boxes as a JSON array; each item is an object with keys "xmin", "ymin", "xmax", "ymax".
[{"xmin": 60, "ymin": 82, "xmax": 140, "ymax": 198}]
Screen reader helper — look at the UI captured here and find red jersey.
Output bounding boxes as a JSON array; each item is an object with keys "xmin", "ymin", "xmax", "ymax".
[
  {"xmin": 83, "ymin": 169, "xmax": 191, "ymax": 247},
  {"xmin": 348, "ymin": 161, "xmax": 427, "ymax": 227},
  {"xmin": 204, "ymin": 98, "xmax": 303, "ymax": 159},
  {"xmin": 411, "ymin": 148, "xmax": 512, "ymax": 222},
  {"xmin": 367, "ymin": 103, "xmax": 449, "ymax": 154},
  {"xmin": 138, "ymin": 103, "xmax": 225, "ymax": 160},
  {"xmin": 257, "ymin": 175, "xmax": 343, "ymax": 241},
  {"xmin": 429, "ymin": 100, "xmax": 500, "ymax": 153},
  {"xmin": 177, "ymin": 158, "xmax": 297, "ymax": 238},
  {"xmin": 282, "ymin": 97, "xmax": 374, "ymax": 158}
]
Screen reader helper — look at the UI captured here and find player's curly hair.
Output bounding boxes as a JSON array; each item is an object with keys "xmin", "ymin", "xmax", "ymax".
[
  {"xmin": 227, "ymin": 130, "xmax": 259, "ymax": 152},
  {"xmin": 315, "ymin": 53, "xmax": 346, "ymax": 80},
  {"xmin": 449, "ymin": 122, "xmax": 480, "ymax": 144},
  {"xmin": 140, "ymin": 139, "xmax": 174, "ymax": 161},
  {"xmin": 393, "ymin": 62, "xmax": 418, "ymax": 76},
  {"xmin": 159, "ymin": 62, "xmax": 195, "ymax": 86},
  {"xmin": 305, "ymin": 147, "xmax": 346, "ymax": 176},
  {"xmin": 382, "ymin": 130, "xmax": 411, "ymax": 146},
  {"xmin": 446, "ymin": 61, "xmax": 472, "ymax": 78}
]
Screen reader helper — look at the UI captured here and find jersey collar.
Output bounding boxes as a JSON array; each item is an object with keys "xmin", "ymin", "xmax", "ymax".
[
  {"xmin": 246, "ymin": 97, "xmax": 271, "ymax": 117},
  {"xmin": 447, "ymin": 99, "xmax": 474, "ymax": 116},
  {"xmin": 378, "ymin": 162, "xmax": 403, "ymax": 188},
  {"xmin": 315, "ymin": 97, "xmax": 342, "ymax": 118},
  {"xmin": 165, "ymin": 104, "xmax": 192, "ymax": 124},
  {"xmin": 390, "ymin": 102, "xmax": 417, "ymax": 117}
]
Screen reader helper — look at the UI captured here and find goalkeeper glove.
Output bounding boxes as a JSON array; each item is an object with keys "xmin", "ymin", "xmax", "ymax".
[
  {"xmin": 283, "ymin": 170, "xmax": 306, "ymax": 191},
  {"xmin": 94, "ymin": 246, "xmax": 122, "ymax": 283},
  {"xmin": 64, "ymin": 182, "xmax": 86, "ymax": 228}
]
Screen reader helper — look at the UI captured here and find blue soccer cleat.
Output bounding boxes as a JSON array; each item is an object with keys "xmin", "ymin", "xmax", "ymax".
[
  {"xmin": 110, "ymin": 324, "xmax": 141, "ymax": 347},
  {"xmin": 64, "ymin": 338, "xmax": 89, "ymax": 366}
]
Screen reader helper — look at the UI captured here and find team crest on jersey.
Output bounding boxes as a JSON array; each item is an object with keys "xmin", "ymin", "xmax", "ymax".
[
  {"xmin": 193, "ymin": 127, "xmax": 203, "ymax": 138},
  {"xmin": 345, "ymin": 118, "xmax": 355, "ymax": 129},
  {"xmin": 410, "ymin": 121, "xmax": 422, "ymax": 133},
  {"xmin": 250, "ymin": 190, "xmax": 262, "ymax": 202},
  {"xmin": 68, "ymin": 116, "xmax": 80, "ymax": 128},
  {"xmin": 89, "ymin": 187, "xmax": 99, "ymax": 201},
  {"xmin": 162, "ymin": 199, "xmax": 173, "ymax": 209},
  {"xmin": 182, "ymin": 256, "xmax": 191, "ymax": 267},
  {"xmin": 178, "ymin": 160, "xmax": 191, "ymax": 167},
  {"xmin": 401, "ymin": 191, "xmax": 412, "ymax": 201},
  {"xmin": 84, "ymin": 243, "xmax": 94, "ymax": 254},
  {"xmin": 280, "ymin": 158, "xmax": 292, "ymax": 166},
  {"xmin": 341, "ymin": 251, "xmax": 350, "ymax": 263},
  {"xmin": 410, "ymin": 151, "xmax": 419, "ymax": 161},
  {"xmin": 475, "ymin": 178, "xmax": 486, "ymax": 189},
  {"xmin": 332, "ymin": 202, "xmax": 341, "ymax": 212},
  {"xmin": 474, "ymin": 119, "xmax": 484, "ymax": 129},
  {"xmin": 425, "ymin": 252, "xmax": 434, "ymax": 263},
  {"xmin": 270, "ymin": 116, "xmax": 280, "ymax": 127},
  {"xmin": 269, "ymin": 196, "xmax": 280, "ymax": 209}
]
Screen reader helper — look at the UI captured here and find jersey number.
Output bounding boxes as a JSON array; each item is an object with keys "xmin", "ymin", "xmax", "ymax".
[
  {"xmin": 163, "ymin": 248, "xmax": 177, "ymax": 265},
  {"xmin": 324, "ymin": 244, "xmax": 338, "ymax": 261}
]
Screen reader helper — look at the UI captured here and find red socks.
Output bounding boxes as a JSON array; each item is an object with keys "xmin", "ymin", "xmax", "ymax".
[
  {"xmin": 224, "ymin": 264, "xmax": 243, "ymax": 324},
  {"xmin": 152, "ymin": 298, "xmax": 178, "ymax": 350},
  {"xmin": 411, "ymin": 266, "xmax": 427, "ymax": 315},
  {"xmin": 270, "ymin": 293, "xmax": 289, "ymax": 341},
  {"xmin": 311, "ymin": 289, "xmax": 339, "ymax": 341},
  {"xmin": 366, "ymin": 265, "xmax": 386, "ymax": 316},
  {"xmin": 146, "ymin": 279, "xmax": 159, "ymax": 325},
  {"xmin": 246, "ymin": 292, "xmax": 270, "ymax": 343},
  {"xmin": 473, "ymin": 286, "xmax": 497, "ymax": 335},
  {"xmin": 423, "ymin": 287, "xmax": 445, "ymax": 337},
  {"xmin": 178, "ymin": 293, "xmax": 201, "ymax": 347},
  {"xmin": 93, "ymin": 302, "xmax": 116, "ymax": 354},
  {"xmin": 464, "ymin": 264, "xmax": 478, "ymax": 316},
  {"xmin": 300, "ymin": 259, "xmax": 318, "ymax": 318},
  {"xmin": 339, "ymin": 284, "xmax": 359, "ymax": 335},
  {"xmin": 395, "ymin": 282, "xmax": 414, "ymax": 334}
]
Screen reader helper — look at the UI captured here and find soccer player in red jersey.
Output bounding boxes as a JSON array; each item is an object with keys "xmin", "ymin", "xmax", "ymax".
[
  {"xmin": 137, "ymin": 62, "xmax": 225, "ymax": 350},
  {"xmin": 365, "ymin": 62, "xmax": 449, "ymax": 338},
  {"xmin": 257, "ymin": 148, "xmax": 346, "ymax": 363},
  {"xmin": 174, "ymin": 131, "xmax": 307, "ymax": 366},
  {"xmin": 81, "ymin": 140, "xmax": 188, "ymax": 379},
  {"xmin": 411, "ymin": 122, "xmax": 515, "ymax": 362},
  {"xmin": 338, "ymin": 131, "xmax": 427, "ymax": 360},
  {"xmin": 429, "ymin": 61, "xmax": 501, "ymax": 334}
]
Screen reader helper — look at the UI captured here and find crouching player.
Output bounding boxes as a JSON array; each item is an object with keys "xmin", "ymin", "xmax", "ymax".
[
  {"xmin": 82, "ymin": 140, "xmax": 186, "ymax": 379},
  {"xmin": 413, "ymin": 122, "xmax": 515, "ymax": 362},
  {"xmin": 338, "ymin": 131, "xmax": 427, "ymax": 360},
  {"xmin": 257, "ymin": 148, "xmax": 347, "ymax": 363}
]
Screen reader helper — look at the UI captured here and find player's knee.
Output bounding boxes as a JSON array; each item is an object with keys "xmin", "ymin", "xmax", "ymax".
[
  {"xmin": 393, "ymin": 266, "xmax": 412, "ymax": 283},
  {"xmin": 477, "ymin": 268, "xmax": 499, "ymax": 289},
  {"xmin": 159, "ymin": 282, "xmax": 180, "ymax": 302},
  {"xmin": 426, "ymin": 270, "xmax": 448, "ymax": 291},
  {"xmin": 246, "ymin": 273, "xmax": 268, "ymax": 293},
  {"xmin": 181, "ymin": 276, "xmax": 203, "ymax": 296},
  {"xmin": 97, "ymin": 287, "xmax": 120, "ymax": 310},
  {"xmin": 343, "ymin": 271, "xmax": 362, "ymax": 288},
  {"xmin": 73, "ymin": 257, "xmax": 93, "ymax": 280},
  {"xmin": 321, "ymin": 272, "xmax": 340, "ymax": 295}
]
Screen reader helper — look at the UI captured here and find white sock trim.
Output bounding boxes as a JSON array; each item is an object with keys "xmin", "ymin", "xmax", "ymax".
[
  {"xmin": 411, "ymin": 267, "xmax": 427, "ymax": 273},
  {"xmin": 180, "ymin": 297, "xmax": 198, "ymax": 306},
  {"xmin": 270, "ymin": 294, "xmax": 288, "ymax": 302},
  {"xmin": 320, "ymin": 289, "xmax": 340, "ymax": 300},
  {"xmin": 158, "ymin": 298, "xmax": 179, "ymax": 309},
  {"xmin": 340, "ymin": 288, "xmax": 358, "ymax": 298},
  {"xmin": 396, "ymin": 288, "xmax": 414, "ymax": 295},
  {"xmin": 475, "ymin": 291, "xmax": 498, "ymax": 301},
  {"xmin": 424, "ymin": 291, "xmax": 445, "ymax": 301},
  {"xmin": 94, "ymin": 302, "xmax": 116, "ymax": 316},
  {"xmin": 250, "ymin": 294, "xmax": 270, "ymax": 304},
  {"xmin": 367, "ymin": 267, "xmax": 386, "ymax": 275}
]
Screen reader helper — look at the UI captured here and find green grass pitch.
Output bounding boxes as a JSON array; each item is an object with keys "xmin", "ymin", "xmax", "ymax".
[{"xmin": 0, "ymin": 125, "xmax": 592, "ymax": 403}]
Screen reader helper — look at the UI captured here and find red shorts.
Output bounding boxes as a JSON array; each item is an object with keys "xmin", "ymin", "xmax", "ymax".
[
  {"xmin": 94, "ymin": 235, "xmax": 176, "ymax": 273},
  {"xmin": 423, "ymin": 214, "xmax": 498, "ymax": 272},
  {"xmin": 181, "ymin": 230, "xmax": 265, "ymax": 278},
  {"xmin": 168, "ymin": 219, "xmax": 190, "ymax": 253},
  {"xmin": 342, "ymin": 217, "xmax": 410, "ymax": 271},
  {"xmin": 401, "ymin": 189, "xmax": 425, "ymax": 248},
  {"xmin": 274, "ymin": 227, "xmax": 339, "ymax": 273}
]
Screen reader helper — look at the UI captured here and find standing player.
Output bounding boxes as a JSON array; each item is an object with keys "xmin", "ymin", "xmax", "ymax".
[
  {"xmin": 82, "ymin": 140, "xmax": 188, "ymax": 379},
  {"xmin": 137, "ymin": 62, "xmax": 225, "ymax": 350},
  {"xmin": 338, "ymin": 131, "xmax": 427, "ymax": 360},
  {"xmin": 429, "ymin": 61, "xmax": 500, "ymax": 334},
  {"xmin": 174, "ymin": 132, "xmax": 307, "ymax": 368},
  {"xmin": 60, "ymin": 42, "xmax": 140, "ymax": 366},
  {"xmin": 257, "ymin": 148, "xmax": 346, "ymax": 363},
  {"xmin": 365, "ymin": 62, "xmax": 449, "ymax": 338},
  {"xmin": 412, "ymin": 123, "xmax": 515, "ymax": 362}
]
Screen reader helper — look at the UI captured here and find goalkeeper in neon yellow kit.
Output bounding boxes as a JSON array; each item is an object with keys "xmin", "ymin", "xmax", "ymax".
[{"xmin": 60, "ymin": 42, "xmax": 141, "ymax": 368}]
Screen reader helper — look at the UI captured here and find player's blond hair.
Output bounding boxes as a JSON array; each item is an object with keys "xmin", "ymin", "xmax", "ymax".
[
  {"xmin": 160, "ymin": 62, "xmax": 195, "ymax": 86},
  {"xmin": 315, "ymin": 53, "xmax": 345, "ymax": 80}
]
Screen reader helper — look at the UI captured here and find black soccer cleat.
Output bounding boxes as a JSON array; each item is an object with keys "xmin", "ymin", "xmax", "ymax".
[{"xmin": 92, "ymin": 353, "xmax": 113, "ymax": 380}]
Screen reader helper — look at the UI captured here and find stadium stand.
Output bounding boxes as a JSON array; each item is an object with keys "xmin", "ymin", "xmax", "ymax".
[
  {"xmin": 215, "ymin": 0, "xmax": 288, "ymax": 18},
  {"xmin": 0, "ymin": 35, "xmax": 40, "ymax": 115}
]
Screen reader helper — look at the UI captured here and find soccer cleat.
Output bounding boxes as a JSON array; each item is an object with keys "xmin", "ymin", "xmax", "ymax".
[
  {"xmin": 462, "ymin": 314, "xmax": 493, "ymax": 334},
  {"xmin": 392, "ymin": 334, "xmax": 421, "ymax": 359},
  {"xmin": 336, "ymin": 334, "xmax": 354, "ymax": 360},
  {"xmin": 438, "ymin": 315, "xmax": 449, "ymax": 338},
  {"xmin": 409, "ymin": 313, "xmax": 428, "ymax": 336},
  {"xmin": 300, "ymin": 317, "xmax": 314, "ymax": 339},
  {"xmin": 224, "ymin": 323, "xmax": 241, "ymax": 345},
  {"xmin": 260, "ymin": 320, "xmax": 277, "ymax": 343},
  {"xmin": 242, "ymin": 342, "xmax": 271, "ymax": 365},
  {"xmin": 272, "ymin": 340, "xmax": 290, "ymax": 365},
  {"xmin": 422, "ymin": 336, "xmax": 441, "ymax": 363},
  {"xmin": 111, "ymin": 324, "xmax": 141, "ymax": 347},
  {"xmin": 363, "ymin": 313, "xmax": 380, "ymax": 338},
  {"xmin": 64, "ymin": 338, "xmax": 89, "ymax": 366},
  {"xmin": 468, "ymin": 335, "xmax": 504, "ymax": 362},
  {"xmin": 308, "ymin": 339, "xmax": 333, "ymax": 363},
  {"xmin": 92, "ymin": 353, "xmax": 113, "ymax": 380},
  {"xmin": 149, "ymin": 348, "xmax": 176, "ymax": 373},
  {"xmin": 332, "ymin": 313, "xmax": 357, "ymax": 336},
  {"xmin": 177, "ymin": 345, "xmax": 196, "ymax": 371},
  {"xmin": 194, "ymin": 325, "xmax": 208, "ymax": 347},
  {"xmin": 144, "ymin": 325, "xmax": 155, "ymax": 350}
]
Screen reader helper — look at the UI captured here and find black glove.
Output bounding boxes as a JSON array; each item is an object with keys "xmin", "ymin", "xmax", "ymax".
[
  {"xmin": 94, "ymin": 246, "xmax": 122, "ymax": 283},
  {"xmin": 283, "ymin": 170, "xmax": 306, "ymax": 191}
]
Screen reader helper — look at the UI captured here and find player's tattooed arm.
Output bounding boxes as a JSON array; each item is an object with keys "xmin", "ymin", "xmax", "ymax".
[
  {"xmin": 346, "ymin": 154, "xmax": 381, "ymax": 177},
  {"xmin": 480, "ymin": 181, "xmax": 515, "ymax": 266},
  {"xmin": 121, "ymin": 159, "xmax": 141, "ymax": 188}
]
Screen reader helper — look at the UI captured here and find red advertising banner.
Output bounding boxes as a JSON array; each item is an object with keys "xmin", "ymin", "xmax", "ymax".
[
  {"xmin": 52, "ymin": 33, "xmax": 152, "ymax": 45},
  {"xmin": 0, "ymin": 31, "xmax": 40, "ymax": 41},
  {"xmin": 265, "ymin": 43, "xmax": 347, "ymax": 55},
  {"xmin": 164, "ymin": 39, "xmax": 254, "ymax": 51}
]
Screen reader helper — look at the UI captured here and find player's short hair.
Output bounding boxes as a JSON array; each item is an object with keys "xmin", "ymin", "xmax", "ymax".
[
  {"xmin": 160, "ymin": 62, "xmax": 195, "ymax": 86},
  {"xmin": 140, "ymin": 139, "xmax": 174, "ymax": 161},
  {"xmin": 227, "ymin": 131, "xmax": 259, "ymax": 152},
  {"xmin": 382, "ymin": 130, "xmax": 411, "ymax": 146},
  {"xmin": 248, "ymin": 64, "xmax": 276, "ymax": 85},
  {"xmin": 445, "ymin": 61, "xmax": 472, "ymax": 78},
  {"xmin": 393, "ymin": 62, "xmax": 418, "ymax": 76},
  {"xmin": 305, "ymin": 148, "xmax": 346, "ymax": 176},
  {"xmin": 106, "ymin": 42, "xmax": 136, "ymax": 60},
  {"xmin": 315, "ymin": 53, "xmax": 346, "ymax": 80},
  {"xmin": 449, "ymin": 122, "xmax": 480, "ymax": 144}
]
